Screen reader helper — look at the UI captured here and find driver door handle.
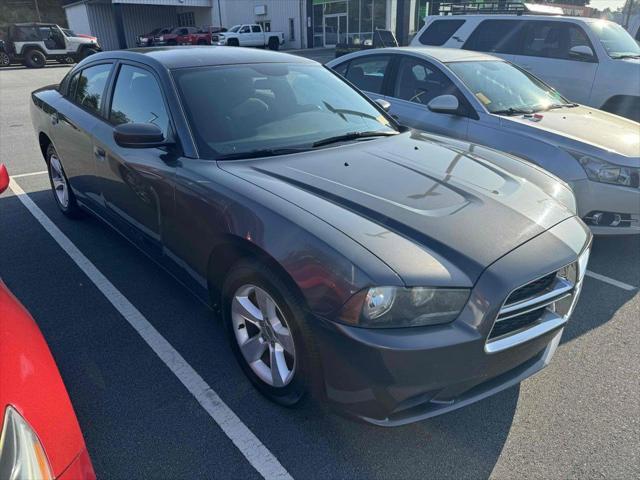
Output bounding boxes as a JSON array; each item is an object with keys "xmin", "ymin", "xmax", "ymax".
[{"xmin": 94, "ymin": 146, "xmax": 106, "ymax": 161}]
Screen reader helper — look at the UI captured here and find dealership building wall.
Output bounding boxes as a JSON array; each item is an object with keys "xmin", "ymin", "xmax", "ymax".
[{"xmin": 64, "ymin": 0, "xmax": 421, "ymax": 51}]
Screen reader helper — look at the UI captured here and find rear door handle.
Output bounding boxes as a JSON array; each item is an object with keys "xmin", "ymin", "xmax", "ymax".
[
  {"xmin": 94, "ymin": 146, "xmax": 106, "ymax": 161},
  {"xmin": 51, "ymin": 113, "xmax": 59, "ymax": 125}
]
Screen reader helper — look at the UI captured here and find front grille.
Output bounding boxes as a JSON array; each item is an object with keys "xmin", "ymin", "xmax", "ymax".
[
  {"xmin": 486, "ymin": 259, "xmax": 584, "ymax": 351},
  {"xmin": 488, "ymin": 307, "xmax": 546, "ymax": 340},
  {"xmin": 506, "ymin": 272, "xmax": 556, "ymax": 305}
]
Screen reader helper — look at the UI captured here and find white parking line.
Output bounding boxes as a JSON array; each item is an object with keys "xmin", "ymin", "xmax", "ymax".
[
  {"xmin": 585, "ymin": 270, "xmax": 637, "ymax": 292},
  {"xmin": 8, "ymin": 178, "xmax": 293, "ymax": 480},
  {"xmin": 11, "ymin": 170, "xmax": 48, "ymax": 178}
]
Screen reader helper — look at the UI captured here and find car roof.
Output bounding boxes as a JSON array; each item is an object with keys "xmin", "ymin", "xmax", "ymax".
[
  {"xmin": 88, "ymin": 46, "xmax": 317, "ymax": 70},
  {"xmin": 384, "ymin": 46, "xmax": 498, "ymax": 63},
  {"xmin": 431, "ymin": 14, "xmax": 603, "ymax": 24}
]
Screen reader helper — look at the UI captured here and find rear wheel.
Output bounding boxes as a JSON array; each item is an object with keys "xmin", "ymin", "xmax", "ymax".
[
  {"xmin": 267, "ymin": 37, "xmax": 279, "ymax": 51},
  {"xmin": 0, "ymin": 52, "xmax": 10, "ymax": 67},
  {"xmin": 24, "ymin": 49, "xmax": 45, "ymax": 68},
  {"xmin": 46, "ymin": 144, "xmax": 82, "ymax": 218},
  {"xmin": 221, "ymin": 260, "xmax": 321, "ymax": 406}
]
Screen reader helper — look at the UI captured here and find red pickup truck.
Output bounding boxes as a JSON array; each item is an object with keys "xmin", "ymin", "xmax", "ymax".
[{"xmin": 154, "ymin": 26, "xmax": 226, "ymax": 46}]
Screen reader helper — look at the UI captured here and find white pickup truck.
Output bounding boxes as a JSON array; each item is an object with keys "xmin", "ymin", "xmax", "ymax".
[{"xmin": 216, "ymin": 24, "xmax": 284, "ymax": 50}]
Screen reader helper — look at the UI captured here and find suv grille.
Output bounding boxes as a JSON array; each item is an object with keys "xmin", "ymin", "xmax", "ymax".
[{"xmin": 485, "ymin": 248, "xmax": 590, "ymax": 353}]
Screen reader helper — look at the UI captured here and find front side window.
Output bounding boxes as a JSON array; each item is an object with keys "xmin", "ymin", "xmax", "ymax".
[
  {"xmin": 520, "ymin": 21, "xmax": 594, "ymax": 61},
  {"xmin": 588, "ymin": 20, "xmax": 640, "ymax": 59},
  {"xmin": 74, "ymin": 63, "xmax": 112, "ymax": 115},
  {"xmin": 228, "ymin": 25, "xmax": 241, "ymax": 33},
  {"xmin": 109, "ymin": 65, "xmax": 169, "ymax": 135},
  {"xmin": 240, "ymin": 26, "xmax": 251, "ymax": 33},
  {"xmin": 463, "ymin": 20, "xmax": 522, "ymax": 54},
  {"xmin": 344, "ymin": 55, "xmax": 391, "ymax": 94},
  {"xmin": 394, "ymin": 57, "xmax": 458, "ymax": 105},
  {"xmin": 173, "ymin": 63, "xmax": 396, "ymax": 158},
  {"xmin": 419, "ymin": 20, "xmax": 465, "ymax": 46},
  {"xmin": 448, "ymin": 60, "xmax": 570, "ymax": 115}
]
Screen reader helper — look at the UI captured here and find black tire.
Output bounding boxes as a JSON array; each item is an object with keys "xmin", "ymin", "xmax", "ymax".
[
  {"xmin": 267, "ymin": 37, "xmax": 279, "ymax": 51},
  {"xmin": 79, "ymin": 47, "xmax": 98, "ymax": 60},
  {"xmin": 46, "ymin": 144, "xmax": 83, "ymax": 219},
  {"xmin": 24, "ymin": 49, "xmax": 46, "ymax": 68},
  {"xmin": 0, "ymin": 52, "xmax": 10, "ymax": 67},
  {"xmin": 167, "ymin": 40, "xmax": 177, "ymax": 46},
  {"xmin": 221, "ymin": 259, "xmax": 322, "ymax": 406},
  {"xmin": 227, "ymin": 39, "xmax": 239, "ymax": 47},
  {"xmin": 197, "ymin": 39, "xmax": 208, "ymax": 45},
  {"xmin": 57, "ymin": 55, "xmax": 75, "ymax": 65}
]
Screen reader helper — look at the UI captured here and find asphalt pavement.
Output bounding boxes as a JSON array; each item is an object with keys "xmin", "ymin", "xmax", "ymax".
[{"xmin": 0, "ymin": 62, "xmax": 639, "ymax": 479}]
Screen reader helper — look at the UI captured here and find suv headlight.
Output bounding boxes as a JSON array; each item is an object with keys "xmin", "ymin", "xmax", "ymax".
[
  {"xmin": 577, "ymin": 155, "xmax": 639, "ymax": 188},
  {"xmin": 0, "ymin": 406, "xmax": 53, "ymax": 480},
  {"xmin": 339, "ymin": 287, "xmax": 470, "ymax": 328}
]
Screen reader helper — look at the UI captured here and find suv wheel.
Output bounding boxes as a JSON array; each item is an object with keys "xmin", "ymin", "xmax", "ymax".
[
  {"xmin": 24, "ymin": 49, "xmax": 45, "ymax": 68},
  {"xmin": 222, "ymin": 260, "xmax": 321, "ymax": 406},
  {"xmin": 267, "ymin": 37, "xmax": 279, "ymax": 51},
  {"xmin": 46, "ymin": 144, "xmax": 82, "ymax": 218},
  {"xmin": 0, "ymin": 52, "xmax": 10, "ymax": 67},
  {"xmin": 227, "ymin": 39, "xmax": 239, "ymax": 47},
  {"xmin": 80, "ymin": 48, "xmax": 98, "ymax": 60}
]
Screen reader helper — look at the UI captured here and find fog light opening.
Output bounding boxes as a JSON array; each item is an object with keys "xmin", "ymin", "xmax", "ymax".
[{"xmin": 583, "ymin": 211, "xmax": 631, "ymax": 227}]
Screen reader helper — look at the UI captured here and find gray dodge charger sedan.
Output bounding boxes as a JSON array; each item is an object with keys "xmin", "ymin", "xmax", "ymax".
[{"xmin": 30, "ymin": 47, "xmax": 591, "ymax": 426}]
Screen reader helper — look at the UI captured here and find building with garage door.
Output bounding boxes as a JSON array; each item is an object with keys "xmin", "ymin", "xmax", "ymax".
[{"xmin": 63, "ymin": 0, "xmax": 423, "ymax": 51}]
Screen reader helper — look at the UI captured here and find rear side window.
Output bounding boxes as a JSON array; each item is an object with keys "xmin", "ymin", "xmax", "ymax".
[
  {"xmin": 13, "ymin": 26, "xmax": 39, "ymax": 41},
  {"xmin": 344, "ymin": 56, "xmax": 391, "ymax": 94},
  {"xmin": 520, "ymin": 21, "xmax": 594, "ymax": 61},
  {"xmin": 109, "ymin": 65, "xmax": 169, "ymax": 136},
  {"xmin": 418, "ymin": 20, "xmax": 465, "ymax": 46},
  {"xmin": 463, "ymin": 20, "xmax": 523, "ymax": 54},
  {"xmin": 74, "ymin": 63, "xmax": 112, "ymax": 115}
]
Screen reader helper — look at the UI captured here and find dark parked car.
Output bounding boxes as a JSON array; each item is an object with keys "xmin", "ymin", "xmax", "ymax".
[{"xmin": 30, "ymin": 47, "xmax": 591, "ymax": 426}]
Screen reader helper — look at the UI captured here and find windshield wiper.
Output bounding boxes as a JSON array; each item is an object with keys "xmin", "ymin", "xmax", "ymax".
[
  {"xmin": 216, "ymin": 147, "xmax": 310, "ymax": 161},
  {"xmin": 545, "ymin": 102, "xmax": 579, "ymax": 110},
  {"xmin": 312, "ymin": 130, "xmax": 398, "ymax": 148},
  {"xmin": 491, "ymin": 107, "xmax": 536, "ymax": 116},
  {"xmin": 611, "ymin": 53, "xmax": 640, "ymax": 59}
]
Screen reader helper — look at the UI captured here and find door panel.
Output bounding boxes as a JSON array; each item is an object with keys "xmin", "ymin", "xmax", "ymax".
[
  {"xmin": 53, "ymin": 63, "xmax": 113, "ymax": 207},
  {"xmin": 93, "ymin": 63, "xmax": 176, "ymax": 255},
  {"xmin": 511, "ymin": 21, "xmax": 598, "ymax": 103}
]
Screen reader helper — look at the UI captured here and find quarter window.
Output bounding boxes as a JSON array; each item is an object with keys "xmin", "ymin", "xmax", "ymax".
[
  {"xmin": 109, "ymin": 65, "xmax": 169, "ymax": 136},
  {"xmin": 418, "ymin": 19, "xmax": 465, "ymax": 46},
  {"xmin": 463, "ymin": 20, "xmax": 523, "ymax": 54},
  {"xmin": 393, "ymin": 57, "xmax": 458, "ymax": 105},
  {"xmin": 344, "ymin": 55, "xmax": 391, "ymax": 94},
  {"xmin": 520, "ymin": 21, "xmax": 594, "ymax": 61},
  {"xmin": 74, "ymin": 63, "xmax": 112, "ymax": 115}
]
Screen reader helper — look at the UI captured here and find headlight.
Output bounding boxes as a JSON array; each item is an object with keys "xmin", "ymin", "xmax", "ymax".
[
  {"xmin": 158, "ymin": 36, "xmax": 164, "ymax": 41},
  {"xmin": 0, "ymin": 406, "xmax": 53, "ymax": 480},
  {"xmin": 339, "ymin": 287, "xmax": 470, "ymax": 328},
  {"xmin": 577, "ymin": 155, "xmax": 639, "ymax": 188}
]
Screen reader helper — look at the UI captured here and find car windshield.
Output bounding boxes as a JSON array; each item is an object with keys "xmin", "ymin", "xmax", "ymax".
[
  {"xmin": 173, "ymin": 63, "xmax": 396, "ymax": 158},
  {"xmin": 228, "ymin": 25, "xmax": 241, "ymax": 33},
  {"xmin": 448, "ymin": 60, "xmax": 570, "ymax": 115},
  {"xmin": 63, "ymin": 28, "xmax": 76, "ymax": 37},
  {"xmin": 588, "ymin": 20, "xmax": 640, "ymax": 58}
]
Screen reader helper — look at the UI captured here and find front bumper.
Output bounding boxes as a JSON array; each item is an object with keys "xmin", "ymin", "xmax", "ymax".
[
  {"xmin": 314, "ymin": 217, "xmax": 591, "ymax": 426},
  {"xmin": 571, "ymin": 178, "xmax": 640, "ymax": 235}
]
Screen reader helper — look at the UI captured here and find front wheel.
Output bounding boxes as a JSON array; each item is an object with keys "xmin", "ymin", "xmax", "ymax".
[
  {"xmin": 46, "ymin": 144, "xmax": 83, "ymax": 218},
  {"xmin": 0, "ymin": 52, "xmax": 10, "ymax": 67},
  {"xmin": 222, "ymin": 260, "xmax": 321, "ymax": 406},
  {"xmin": 79, "ymin": 48, "xmax": 98, "ymax": 60},
  {"xmin": 227, "ymin": 39, "xmax": 239, "ymax": 47}
]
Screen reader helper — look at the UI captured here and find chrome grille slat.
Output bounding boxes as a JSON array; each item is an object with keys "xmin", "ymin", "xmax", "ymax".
[{"xmin": 498, "ymin": 277, "xmax": 574, "ymax": 317}]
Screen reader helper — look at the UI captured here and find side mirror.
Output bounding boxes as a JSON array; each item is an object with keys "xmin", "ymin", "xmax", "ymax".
[
  {"xmin": 569, "ymin": 45, "xmax": 594, "ymax": 60},
  {"xmin": 427, "ymin": 94, "xmax": 460, "ymax": 114},
  {"xmin": 0, "ymin": 164, "xmax": 9, "ymax": 194},
  {"xmin": 114, "ymin": 123, "xmax": 167, "ymax": 148},
  {"xmin": 374, "ymin": 98, "xmax": 391, "ymax": 112}
]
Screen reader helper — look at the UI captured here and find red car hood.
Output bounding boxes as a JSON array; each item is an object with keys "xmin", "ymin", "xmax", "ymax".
[{"xmin": 0, "ymin": 281, "xmax": 90, "ymax": 477}]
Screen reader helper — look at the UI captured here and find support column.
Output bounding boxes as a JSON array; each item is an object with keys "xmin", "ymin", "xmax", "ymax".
[
  {"xmin": 395, "ymin": 0, "xmax": 411, "ymax": 46},
  {"xmin": 112, "ymin": 2, "xmax": 127, "ymax": 50}
]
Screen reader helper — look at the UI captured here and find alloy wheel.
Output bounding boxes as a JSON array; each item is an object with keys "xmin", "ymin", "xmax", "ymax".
[
  {"xmin": 231, "ymin": 284, "xmax": 296, "ymax": 387},
  {"xmin": 49, "ymin": 153, "xmax": 69, "ymax": 208},
  {"xmin": 0, "ymin": 52, "xmax": 9, "ymax": 67}
]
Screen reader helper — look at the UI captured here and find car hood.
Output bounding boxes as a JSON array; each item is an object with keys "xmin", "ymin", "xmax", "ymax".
[
  {"xmin": 502, "ymin": 106, "xmax": 640, "ymax": 161},
  {"xmin": 220, "ymin": 131, "xmax": 575, "ymax": 284}
]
